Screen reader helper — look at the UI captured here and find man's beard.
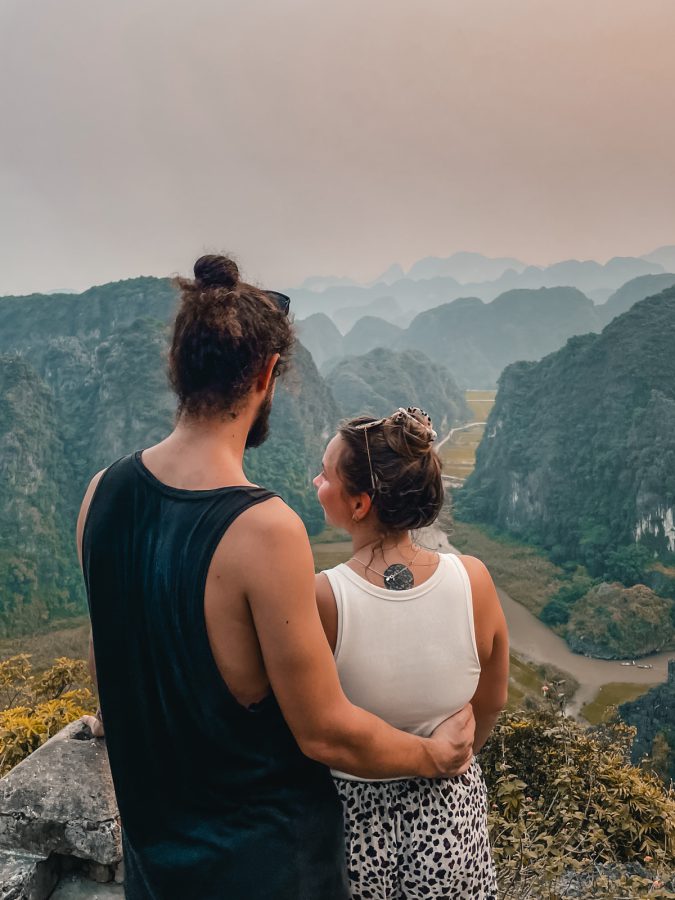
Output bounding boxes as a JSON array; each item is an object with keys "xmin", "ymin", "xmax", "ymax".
[{"xmin": 245, "ymin": 388, "xmax": 274, "ymax": 449}]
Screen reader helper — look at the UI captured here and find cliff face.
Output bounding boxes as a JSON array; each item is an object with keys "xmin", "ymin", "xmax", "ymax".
[
  {"xmin": 619, "ymin": 660, "xmax": 675, "ymax": 782},
  {"xmin": 0, "ymin": 356, "xmax": 80, "ymax": 635},
  {"xmin": 0, "ymin": 283, "xmax": 341, "ymax": 634},
  {"xmin": 457, "ymin": 289, "xmax": 675, "ymax": 572}
]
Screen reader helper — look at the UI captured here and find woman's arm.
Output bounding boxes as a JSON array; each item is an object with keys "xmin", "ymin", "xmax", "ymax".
[{"xmin": 461, "ymin": 555, "xmax": 509, "ymax": 753}]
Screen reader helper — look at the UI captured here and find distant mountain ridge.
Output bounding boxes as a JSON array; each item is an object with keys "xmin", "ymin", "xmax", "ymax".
[
  {"xmin": 299, "ymin": 274, "xmax": 675, "ymax": 388},
  {"xmin": 291, "ymin": 252, "xmax": 668, "ymax": 322}
]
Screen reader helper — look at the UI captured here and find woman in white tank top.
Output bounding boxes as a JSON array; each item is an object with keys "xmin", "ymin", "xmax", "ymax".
[{"xmin": 313, "ymin": 408, "xmax": 509, "ymax": 900}]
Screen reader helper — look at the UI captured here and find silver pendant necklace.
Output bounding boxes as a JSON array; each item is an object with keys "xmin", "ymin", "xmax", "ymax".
[
  {"xmin": 382, "ymin": 562, "xmax": 415, "ymax": 591},
  {"xmin": 349, "ymin": 543, "xmax": 423, "ymax": 591}
]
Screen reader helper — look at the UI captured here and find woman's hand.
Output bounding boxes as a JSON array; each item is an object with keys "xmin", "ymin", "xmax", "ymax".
[{"xmin": 427, "ymin": 704, "xmax": 476, "ymax": 776}]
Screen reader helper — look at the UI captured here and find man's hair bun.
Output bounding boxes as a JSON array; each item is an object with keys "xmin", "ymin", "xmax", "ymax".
[{"xmin": 193, "ymin": 255, "xmax": 240, "ymax": 290}]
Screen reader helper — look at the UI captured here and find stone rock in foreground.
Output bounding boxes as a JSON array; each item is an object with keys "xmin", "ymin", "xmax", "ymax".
[
  {"xmin": 0, "ymin": 849, "xmax": 58, "ymax": 900},
  {"xmin": 50, "ymin": 874, "xmax": 124, "ymax": 899},
  {"xmin": 0, "ymin": 721, "xmax": 121, "ymax": 866}
]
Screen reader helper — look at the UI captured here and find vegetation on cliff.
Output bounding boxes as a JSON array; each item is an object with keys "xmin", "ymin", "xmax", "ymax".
[
  {"xmin": 0, "ymin": 280, "xmax": 340, "ymax": 634},
  {"xmin": 619, "ymin": 662, "xmax": 675, "ymax": 784},
  {"xmin": 0, "ymin": 356, "xmax": 81, "ymax": 635},
  {"xmin": 482, "ymin": 709, "xmax": 675, "ymax": 898},
  {"xmin": 457, "ymin": 289, "xmax": 675, "ymax": 584},
  {"xmin": 325, "ymin": 347, "xmax": 470, "ymax": 431},
  {"xmin": 1, "ymin": 650, "xmax": 673, "ymax": 898},
  {"xmin": 564, "ymin": 582, "xmax": 675, "ymax": 659},
  {"xmin": 0, "ymin": 655, "xmax": 95, "ymax": 776}
]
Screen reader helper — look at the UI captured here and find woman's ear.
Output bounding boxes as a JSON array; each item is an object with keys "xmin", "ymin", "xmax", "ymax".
[{"xmin": 352, "ymin": 492, "xmax": 373, "ymax": 522}]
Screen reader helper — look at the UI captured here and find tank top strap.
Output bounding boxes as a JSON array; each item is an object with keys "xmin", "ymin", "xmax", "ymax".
[{"xmin": 444, "ymin": 553, "xmax": 480, "ymax": 664}]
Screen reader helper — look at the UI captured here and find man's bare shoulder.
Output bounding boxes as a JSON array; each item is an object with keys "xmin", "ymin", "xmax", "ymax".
[
  {"xmin": 215, "ymin": 494, "xmax": 311, "ymax": 563},
  {"xmin": 211, "ymin": 494, "xmax": 314, "ymax": 600},
  {"xmin": 239, "ymin": 494, "xmax": 307, "ymax": 539}
]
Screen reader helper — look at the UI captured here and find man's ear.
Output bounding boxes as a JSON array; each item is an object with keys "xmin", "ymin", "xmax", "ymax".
[{"xmin": 257, "ymin": 353, "xmax": 280, "ymax": 392}]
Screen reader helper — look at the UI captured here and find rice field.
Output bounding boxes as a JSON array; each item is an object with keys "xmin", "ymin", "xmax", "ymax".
[
  {"xmin": 464, "ymin": 390, "xmax": 497, "ymax": 422},
  {"xmin": 438, "ymin": 390, "xmax": 496, "ymax": 480}
]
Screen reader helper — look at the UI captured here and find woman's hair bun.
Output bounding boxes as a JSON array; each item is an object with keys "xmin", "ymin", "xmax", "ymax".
[
  {"xmin": 383, "ymin": 407, "xmax": 437, "ymax": 459},
  {"xmin": 193, "ymin": 255, "xmax": 240, "ymax": 290}
]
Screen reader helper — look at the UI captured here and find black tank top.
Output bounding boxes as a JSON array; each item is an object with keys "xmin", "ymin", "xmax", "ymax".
[{"xmin": 82, "ymin": 453, "xmax": 348, "ymax": 899}]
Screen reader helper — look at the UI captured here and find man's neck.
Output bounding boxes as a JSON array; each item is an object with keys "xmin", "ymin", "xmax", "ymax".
[{"xmin": 141, "ymin": 412, "xmax": 254, "ymax": 490}]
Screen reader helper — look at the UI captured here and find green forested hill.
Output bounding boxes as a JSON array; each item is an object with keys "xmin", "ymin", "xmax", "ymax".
[
  {"xmin": 597, "ymin": 273, "xmax": 675, "ymax": 327},
  {"xmin": 0, "ymin": 356, "xmax": 80, "ymax": 635},
  {"xmin": 457, "ymin": 288, "xmax": 675, "ymax": 579},
  {"xmin": 397, "ymin": 287, "xmax": 599, "ymax": 387},
  {"xmin": 0, "ymin": 277, "xmax": 177, "ymax": 361},
  {"xmin": 0, "ymin": 282, "xmax": 340, "ymax": 634},
  {"xmin": 325, "ymin": 347, "xmax": 470, "ymax": 434}
]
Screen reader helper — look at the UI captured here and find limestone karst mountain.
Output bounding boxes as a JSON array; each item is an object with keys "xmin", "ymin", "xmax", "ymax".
[
  {"xmin": 397, "ymin": 287, "xmax": 599, "ymax": 387},
  {"xmin": 291, "ymin": 254, "xmax": 665, "ymax": 323},
  {"xmin": 641, "ymin": 244, "xmax": 675, "ymax": 271},
  {"xmin": 342, "ymin": 316, "xmax": 403, "ymax": 358},
  {"xmin": 0, "ymin": 279, "xmax": 340, "ymax": 634},
  {"xmin": 597, "ymin": 272, "xmax": 675, "ymax": 327},
  {"xmin": 370, "ymin": 262, "xmax": 405, "ymax": 285},
  {"xmin": 295, "ymin": 312, "xmax": 344, "ymax": 369},
  {"xmin": 457, "ymin": 287, "xmax": 675, "ymax": 575},
  {"xmin": 325, "ymin": 347, "xmax": 470, "ymax": 434}
]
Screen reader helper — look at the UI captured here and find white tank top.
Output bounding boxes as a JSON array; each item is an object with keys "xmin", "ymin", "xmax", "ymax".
[{"xmin": 324, "ymin": 552, "xmax": 481, "ymax": 780}]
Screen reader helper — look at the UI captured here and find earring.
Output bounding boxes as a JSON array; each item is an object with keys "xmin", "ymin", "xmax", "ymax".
[{"xmin": 352, "ymin": 513, "xmax": 360, "ymax": 523}]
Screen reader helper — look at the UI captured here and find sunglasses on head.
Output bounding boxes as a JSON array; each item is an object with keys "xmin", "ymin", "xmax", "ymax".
[{"xmin": 263, "ymin": 290, "xmax": 291, "ymax": 316}]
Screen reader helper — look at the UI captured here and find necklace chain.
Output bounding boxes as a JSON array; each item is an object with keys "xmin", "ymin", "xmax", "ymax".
[{"xmin": 348, "ymin": 541, "xmax": 435, "ymax": 588}]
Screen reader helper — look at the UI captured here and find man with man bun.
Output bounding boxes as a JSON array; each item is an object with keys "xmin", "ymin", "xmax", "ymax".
[{"xmin": 77, "ymin": 255, "xmax": 476, "ymax": 899}]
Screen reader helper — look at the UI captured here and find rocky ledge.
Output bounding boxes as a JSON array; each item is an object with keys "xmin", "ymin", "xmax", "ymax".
[{"xmin": 0, "ymin": 721, "xmax": 122, "ymax": 899}]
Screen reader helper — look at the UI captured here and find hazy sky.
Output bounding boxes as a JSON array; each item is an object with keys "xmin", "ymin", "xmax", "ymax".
[{"xmin": 1, "ymin": 0, "xmax": 674, "ymax": 294}]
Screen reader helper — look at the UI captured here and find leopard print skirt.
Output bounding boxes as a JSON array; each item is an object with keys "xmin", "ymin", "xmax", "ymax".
[{"xmin": 335, "ymin": 758, "xmax": 497, "ymax": 899}]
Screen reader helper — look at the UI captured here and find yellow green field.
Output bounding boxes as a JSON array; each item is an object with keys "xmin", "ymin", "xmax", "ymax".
[
  {"xmin": 464, "ymin": 390, "xmax": 497, "ymax": 421},
  {"xmin": 506, "ymin": 653, "xmax": 578, "ymax": 711},
  {"xmin": 580, "ymin": 682, "xmax": 657, "ymax": 725},
  {"xmin": 0, "ymin": 616, "xmax": 90, "ymax": 671},
  {"xmin": 439, "ymin": 390, "xmax": 496, "ymax": 480}
]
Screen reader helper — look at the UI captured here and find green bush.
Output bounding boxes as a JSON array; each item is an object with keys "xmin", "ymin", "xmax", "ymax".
[{"xmin": 481, "ymin": 710, "xmax": 675, "ymax": 898}]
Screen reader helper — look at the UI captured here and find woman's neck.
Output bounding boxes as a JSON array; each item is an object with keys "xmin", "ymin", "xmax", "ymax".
[{"xmin": 350, "ymin": 528, "xmax": 412, "ymax": 558}]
